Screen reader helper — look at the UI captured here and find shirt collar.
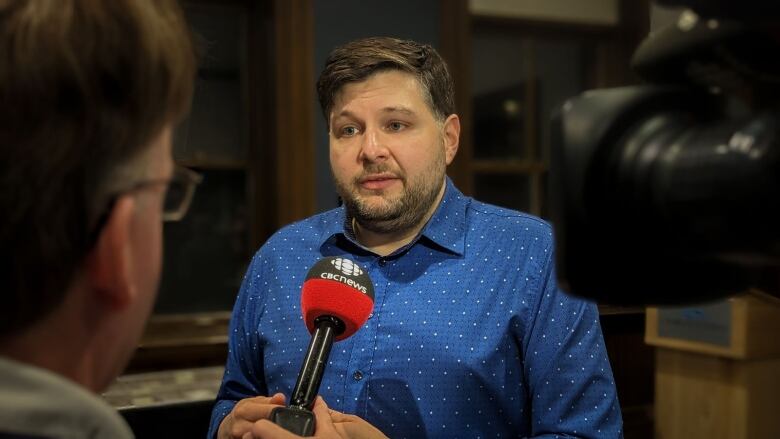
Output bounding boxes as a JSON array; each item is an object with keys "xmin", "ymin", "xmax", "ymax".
[
  {"xmin": 418, "ymin": 177, "xmax": 468, "ymax": 256},
  {"xmin": 320, "ymin": 177, "xmax": 468, "ymax": 256}
]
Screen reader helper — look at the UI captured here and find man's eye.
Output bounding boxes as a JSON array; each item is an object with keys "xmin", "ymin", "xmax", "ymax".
[
  {"xmin": 341, "ymin": 126, "xmax": 359, "ymax": 137},
  {"xmin": 388, "ymin": 121, "xmax": 407, "ymax": 132}
]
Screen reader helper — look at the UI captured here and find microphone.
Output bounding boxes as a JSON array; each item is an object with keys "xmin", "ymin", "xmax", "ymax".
[{"xmin": 271, "ymin": 256, "xmax": 375, "ymax": 436}]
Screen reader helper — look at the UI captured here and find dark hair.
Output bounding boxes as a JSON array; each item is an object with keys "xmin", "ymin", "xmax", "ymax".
[
  {"xmin": 316, "ymin": 37, "xmax": 455, "ymax": 127},
  {"xmin": 0, "ymin": 0, "xmax": 196, "ymax": 336}
]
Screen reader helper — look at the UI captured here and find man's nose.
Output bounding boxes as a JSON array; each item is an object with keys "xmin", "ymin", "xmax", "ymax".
[{"xmin": 359, "ymin": 127, "xmax": 389, "ymax": 162}]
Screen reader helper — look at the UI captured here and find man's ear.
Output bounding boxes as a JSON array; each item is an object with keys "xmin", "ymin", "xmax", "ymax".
[
  {"xmin": 442, "ymin": 114, "xmax": 460, "ymax": 165},
  {"xmin": 85, "ymin": 195, "xmax": 136, "ymax": 310}
]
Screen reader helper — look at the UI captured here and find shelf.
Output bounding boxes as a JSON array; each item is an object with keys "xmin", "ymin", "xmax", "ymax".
[
  {"xmin": 138, "ymin": 311, "xmax": 231, "ymax": 348},
  {"xmin": 472, "ymin": 159, "xmax": 547, "ymax": 174},
  {"xmin": 598, "ymin": 304, "xmax": 646, "ymax": 316},
  {"xmin": 124, "ymin": 312, "xmax": 231, "ymax": 373},
  {"xmin": 104, "ymin": 365, "xmax": 224, "ymax": 409}
]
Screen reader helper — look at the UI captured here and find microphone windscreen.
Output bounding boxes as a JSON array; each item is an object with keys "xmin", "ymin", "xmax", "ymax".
[{"xmin": 301, "ymin": 257, "xmax": 374, "ymax": 341}]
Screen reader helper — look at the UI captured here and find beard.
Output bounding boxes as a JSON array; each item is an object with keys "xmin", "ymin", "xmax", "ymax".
[{"xmin": 333, "ymin": 148, "xmax": 446, "ymax": 235}]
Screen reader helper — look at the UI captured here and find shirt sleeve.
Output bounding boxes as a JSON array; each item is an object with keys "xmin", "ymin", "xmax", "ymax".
[
  {"xmin": 521, "ymin": 244, "xmax": 623, "ymax": 438},
  {"xmin": 207, "ymin": 253, "xmax": 269, "ymax": 439}
]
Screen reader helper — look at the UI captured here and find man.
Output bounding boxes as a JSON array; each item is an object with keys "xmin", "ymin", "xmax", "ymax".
[
  {"xmin": 0, "ymin": 2, "xmax": 359, "ymax": 437},
  {"xmin": 211, "ymin": 37, "xmax": 623, "ymax": 438},
  {"xmin": 0, "ymin": 1, "xmax": 196, "ymax": 437}
]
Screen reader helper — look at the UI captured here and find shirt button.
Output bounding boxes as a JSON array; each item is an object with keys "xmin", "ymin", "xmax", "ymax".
[
  {"xmin": 378, "ymin": 258, "xmax": 387, "ymax": 267},
  {"xmin": 353, "ymin": 371, "xmax": 363, "ymax": 381}
]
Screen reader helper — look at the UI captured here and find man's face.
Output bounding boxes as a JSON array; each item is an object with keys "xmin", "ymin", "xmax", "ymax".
[
  {"xmin": 128, "ymin": 126, "xmax": 173, "ymax": 320},
  {"xmin": 103, "ymin": 125, "xmax": 174, "ymax": 387},
  {"xmin": 329, "ymin": 70, "xmax": 458, "ymax": 234}
]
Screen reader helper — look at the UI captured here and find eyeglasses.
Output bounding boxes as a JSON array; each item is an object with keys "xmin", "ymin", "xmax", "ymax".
[
  {"xmin": 88, "ymin": 165, "xmax": 203, "ymax": 245},
  {"xmin": 156, "ymin": 165, "xmax": 203, "ymax": 222},
  {"xmin": 115, "ymin": 165, "xmax": 203, "ymax": 221}
]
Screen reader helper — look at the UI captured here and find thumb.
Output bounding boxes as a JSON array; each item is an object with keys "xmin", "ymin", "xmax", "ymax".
[
  {"xmin": 311, "ymin": 396, "xmax": 340, "ymax": 435},
  {"xmin": 269, "ymin": 392, "xmax": 286, "ymax": 405}
]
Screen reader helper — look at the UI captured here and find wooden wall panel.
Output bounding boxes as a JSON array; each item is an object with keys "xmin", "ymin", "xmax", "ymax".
[{"xmin": 273, "ymin": 0, "xmax": 316, "ymax": 227}]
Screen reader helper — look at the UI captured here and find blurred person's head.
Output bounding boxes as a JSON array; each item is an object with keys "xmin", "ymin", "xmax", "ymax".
[
  {"xmin": 316, "ymin": 37, "xmax": 460, "ymax": 238},
  {"xmin": 0, "ymin": 0, "xmax": 195, "ymax": 390}
]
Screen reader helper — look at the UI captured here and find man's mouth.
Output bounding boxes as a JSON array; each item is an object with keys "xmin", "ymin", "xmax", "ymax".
[{"xmin": 358, "ymin": 173, "xmax": 400, "ymax": 191}]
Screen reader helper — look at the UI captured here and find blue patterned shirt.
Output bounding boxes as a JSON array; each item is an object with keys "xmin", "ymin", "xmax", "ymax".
[{"xmin": 209, "ymin": 179, "xmax": 622, "ymax": 438}]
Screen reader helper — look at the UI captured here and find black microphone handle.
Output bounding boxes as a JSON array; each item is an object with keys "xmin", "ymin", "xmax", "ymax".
[
  {"xmin": 289, "ymin": 315, "xmax": 345, "ymax": 409},
  {"xmin": 271, "ymin": 315, "xmax": 346, "ymax": 436}
]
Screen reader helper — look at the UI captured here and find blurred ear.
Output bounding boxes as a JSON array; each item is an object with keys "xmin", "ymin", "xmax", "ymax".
[
  {"xmin": 85, "ymin": 195, "xmax": 136, "ymax": 310},
  {"xmin": 442, "ymin": 114, "xmax": 460, "ymax": 165}
]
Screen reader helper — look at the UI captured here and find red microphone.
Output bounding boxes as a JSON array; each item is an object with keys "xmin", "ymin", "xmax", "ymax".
[
  {"xmin": 301, "ymin": 257, "xmax": 375, "ymax": 341},
  {"xmin": 271, "ymin": 257, "xmax": 374, "ymax": 436}
]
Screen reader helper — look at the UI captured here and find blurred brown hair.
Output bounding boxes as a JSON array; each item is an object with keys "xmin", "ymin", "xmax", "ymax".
[
  {"xmin": 316, "ymin": 36, "xmax": 455, "ymax": 127},
  {"xmin": 0, "ymin": 0, "xmax": 196, "ymax": 336}
]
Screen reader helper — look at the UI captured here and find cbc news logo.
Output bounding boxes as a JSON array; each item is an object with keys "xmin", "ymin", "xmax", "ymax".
[{"xmin": 331, "ymin": 258, "xmax": 363, "ymax": 276}]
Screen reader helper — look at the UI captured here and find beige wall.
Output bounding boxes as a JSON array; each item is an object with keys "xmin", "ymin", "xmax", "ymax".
[{"xmin": 469, "ymin": 0, "xmax": 619, "ymax": 25}]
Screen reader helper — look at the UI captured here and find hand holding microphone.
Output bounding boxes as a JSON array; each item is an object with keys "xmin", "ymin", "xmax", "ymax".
[
  {"xmin": 218, "ymin": 394, "xmax": 287, "ymax": 439},
  {"xmin": 248, "ymin": 396, "xmax": 389, "ymax": 439},
  {"xmin": 270, "ymin": 257, "xmax": 375, "ymax": 436}
]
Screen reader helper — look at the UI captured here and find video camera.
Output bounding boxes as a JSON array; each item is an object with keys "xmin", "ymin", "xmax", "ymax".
[{"xmin": 550, "ymin": 0, "xmax": 780, "ymax": 306}]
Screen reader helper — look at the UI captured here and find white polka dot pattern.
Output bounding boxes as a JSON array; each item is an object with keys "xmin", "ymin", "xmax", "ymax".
[{"xmin": 208, "ymin": 178, "xmax": 623, "ymax": 438}]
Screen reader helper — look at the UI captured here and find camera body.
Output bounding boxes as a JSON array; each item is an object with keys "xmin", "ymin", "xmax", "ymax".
[{"xmin": 550, "ymin": 3, "xmax": 780, "ymax": 305}]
